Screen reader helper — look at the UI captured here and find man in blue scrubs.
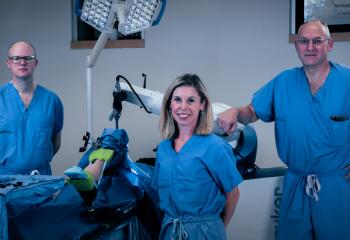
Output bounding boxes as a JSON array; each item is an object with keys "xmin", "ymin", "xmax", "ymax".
[
  {"xmin": 218, "ymin": 20, "xmax": 350, "ymax": 240},
  {"xmin": 0, "ymin": 41, "xmax": 63, "ymax": 175}
]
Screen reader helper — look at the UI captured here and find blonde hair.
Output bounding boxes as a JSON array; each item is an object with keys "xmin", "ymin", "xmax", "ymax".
[{"xmin": 159, "ymin": 73, "xmax": 213, "ymax": 139}]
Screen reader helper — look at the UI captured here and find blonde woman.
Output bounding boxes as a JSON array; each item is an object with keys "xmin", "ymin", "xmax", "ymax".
[{"xmin": 152, "ymin": 74, "xmax": 242, "ymax": 239}]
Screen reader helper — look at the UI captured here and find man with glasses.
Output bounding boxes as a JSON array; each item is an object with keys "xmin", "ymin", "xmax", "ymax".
[
  {"xmin": 0, "ymin": 41, "xmax": 63, "ymax": 175},
  {"xmin": 218, "ymin": 20, "xmax": 350, "ymax": 239}
]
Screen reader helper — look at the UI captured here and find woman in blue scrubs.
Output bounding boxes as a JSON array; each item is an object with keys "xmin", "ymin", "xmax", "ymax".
[
  {"xmin": 152, "ymin": 74, "xmax": 242, "ymax": 239},
  {"xmin": 218, "ymin": 20, "xmax": 350, "ymax": 240}
]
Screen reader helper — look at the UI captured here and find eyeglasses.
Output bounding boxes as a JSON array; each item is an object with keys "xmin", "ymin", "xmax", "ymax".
[
  {"xmin": 8, "ymin": 56, "xmax": 36, "ymax": 64},
  {"xmin": 295, "ymin": 38, "xmax": 329, "ymax": 46}
]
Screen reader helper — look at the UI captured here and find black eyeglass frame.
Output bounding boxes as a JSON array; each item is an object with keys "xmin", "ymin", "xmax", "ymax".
[{"xmin": 8, "ymin": 56, "xmax": 36, "ymax": 64}]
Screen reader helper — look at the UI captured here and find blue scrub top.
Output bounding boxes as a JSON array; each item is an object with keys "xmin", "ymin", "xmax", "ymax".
[
  {"xmin": 0, "ymin": 83, "xmax": 63, "ymax": 175},
  {"xmin": 252, "ymin": 61, "xmax": 350, "ymax": 173},
  {"xmin": 152, "ymin": 134, "xmax": 242, "ymax": 219}
]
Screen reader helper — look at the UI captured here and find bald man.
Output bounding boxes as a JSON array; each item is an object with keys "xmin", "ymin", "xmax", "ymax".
[
  {"xmin": 0, "ymin": 41, "xmax": 63, "ymax": 175},
  {"xmin": 218, "ymin": 20, "xmax": 350, "ymax": 240}
]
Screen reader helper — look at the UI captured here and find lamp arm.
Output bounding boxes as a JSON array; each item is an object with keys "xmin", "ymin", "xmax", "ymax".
[{"xmin": 86, "ymin": 32, "xmax": 112, "ymax": 68}]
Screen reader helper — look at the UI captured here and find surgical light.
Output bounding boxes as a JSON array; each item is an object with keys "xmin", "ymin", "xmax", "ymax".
[
  {"xmin": 79, "ymin": 0, "xmax": 166, "ymax": 35},
  {"xmin": 118, "ymin": 0, "xmax": 163, "ymax": 35},
  {"xmin": 80, "ymin": 0, "xmax": 116, "ymax": 32},
  {"xmin": 75, "ymin": 0, "xmax": 166, "ymax": 139}
]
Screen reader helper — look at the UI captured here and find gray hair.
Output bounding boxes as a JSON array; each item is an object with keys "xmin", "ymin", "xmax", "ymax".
[{"xmin": 298, "ymin": 19, "xmax": 331, "ymax": 39}]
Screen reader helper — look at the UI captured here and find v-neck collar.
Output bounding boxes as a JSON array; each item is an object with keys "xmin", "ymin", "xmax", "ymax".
[
  {"xmin": 10, "ymin": 82, "xmax": 38, "ymax": 112},
  {"xmin": 170, "ymin": 134, "xmax": 197, "ymax": 155},
  {"xmin": 302, "ymin": 61, "xmax": 334, "ymax": 100}
]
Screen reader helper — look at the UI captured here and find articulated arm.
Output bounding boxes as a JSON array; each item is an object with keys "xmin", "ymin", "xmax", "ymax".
[
  {"xmin": 118, "ymin": 82, "xmax": 244, "ymax": 142},
  {"xmin": 109, "ymin": 81, "xmax": 257, "ymax": 172}
]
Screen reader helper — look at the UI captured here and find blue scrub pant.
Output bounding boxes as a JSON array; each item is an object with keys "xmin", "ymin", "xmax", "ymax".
[{"xmin": 278, "ymin": 170, "xmax": 350, "ymax": 240}]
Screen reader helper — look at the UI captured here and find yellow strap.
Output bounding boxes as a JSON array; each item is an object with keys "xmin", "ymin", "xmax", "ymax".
[{"xmin": 89, "ymin": 148, "xmax": 114, "ymax": 163}]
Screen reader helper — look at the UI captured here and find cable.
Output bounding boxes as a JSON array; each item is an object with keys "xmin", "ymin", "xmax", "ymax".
[{"xmin": 116, "ymin": 75, "xmax": 153, "ymax": 114}]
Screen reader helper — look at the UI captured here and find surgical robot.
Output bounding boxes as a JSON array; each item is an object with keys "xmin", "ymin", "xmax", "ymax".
[{"xmin": 108, "ymin": 74, "xmax": 259, "ymax": 178}]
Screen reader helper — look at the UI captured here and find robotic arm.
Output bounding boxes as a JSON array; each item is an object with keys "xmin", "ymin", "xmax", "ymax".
[
  {"xmin": 117, "ymin": 81, "xmax": 243, "ymax": 141},
  {"xmin": 108, "ymin": 76, "xmax": 257, "ymax": 170}
]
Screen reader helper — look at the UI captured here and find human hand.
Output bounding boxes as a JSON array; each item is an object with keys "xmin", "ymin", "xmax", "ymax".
[{"xmin": 217, "ymin": 108, "xmax": 239, "ymax": 135}]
